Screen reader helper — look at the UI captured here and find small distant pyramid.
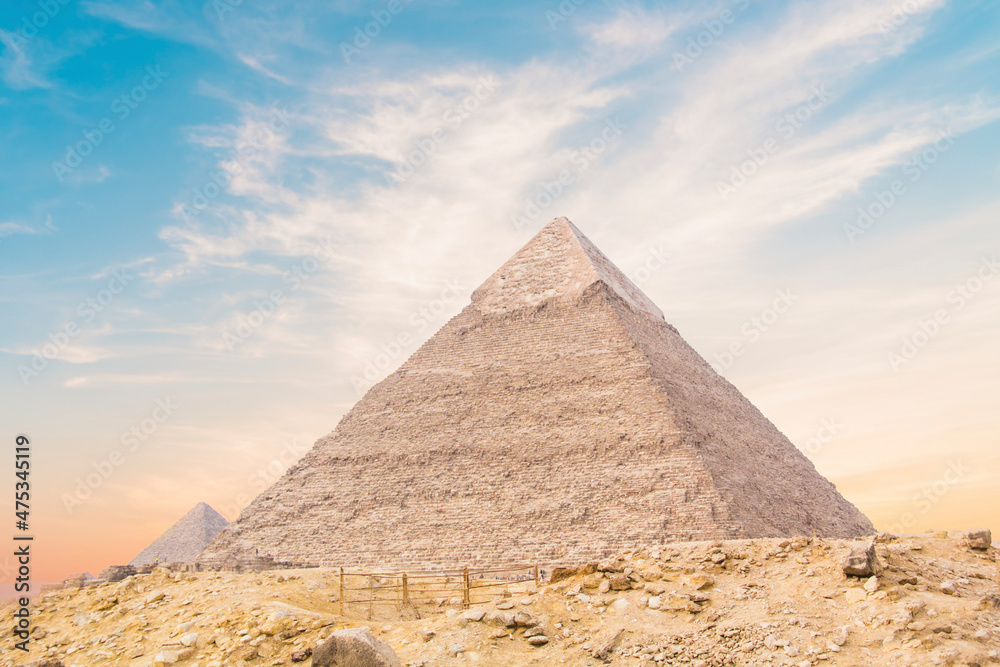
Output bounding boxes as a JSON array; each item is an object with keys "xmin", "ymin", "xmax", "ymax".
[
  {"xmin": 200, "ymin": 218, "xmax": 873, "ymax": 569},
  {"xmin": 130, "ymin": 502, "xmax": 229, "ymax": 566}
]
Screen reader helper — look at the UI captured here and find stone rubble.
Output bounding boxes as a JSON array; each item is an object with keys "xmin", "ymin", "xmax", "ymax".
[{"xmin": 2, "ymin": 531, "xmax": 996, "ymax": 666}]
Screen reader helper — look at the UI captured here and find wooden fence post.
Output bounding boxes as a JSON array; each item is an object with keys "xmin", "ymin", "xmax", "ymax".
[
  {"xmin": 402, "ymin": 572, "xmax": 409, "ymax": 605},
  {"xmin": 462, "ymin": 567, "xmax": 470, "ymax": 609},
  {"xmin": 533, "ymin": 564, "xmax": 539, "ymax": 586},
  {"xmin": 339, "ymin": 567, "xmax": 345, "ymax": 616}
]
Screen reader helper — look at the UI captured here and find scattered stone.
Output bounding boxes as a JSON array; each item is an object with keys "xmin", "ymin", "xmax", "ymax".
[
  {"xmin": 842, "ymin": 541, "xmax": 882, "ymax": 577},
  {"xmin": 461, "ymin": 609, "xmax": 486, "ymax": 622},
  {"xmin": 940, "ymin": 581, "xmax": 958, "ymax": 596},
  {"xmin": 512, "ymin": 611, "xmax": 536, "ymax": 627},
  {"xmin": 447, "ymin": 643, "xmax": 465, "ymax": 657},
  {"xmin": 965, "ymin": 529, "xmax": 992, "ymax": 550},
  {"xmin": 979, "ymin": 593, "xmax": 1000, "ymax": 610},
  {"xmin": 290, "ymin": 647, "xmax": 313, "ymax": 662},
  {"xmin": 526, "ymin": 635, "xmax": 549, "ymax": 646},
  {"xmin": 153, "ymin": 650, "xmax": 179, "ymax": 664},
  {"xmin": 312, "ymin": 627, "xmax": 402, "ymax": 667},
  {"xmin": 593, "ymin": 629, "xmax": 627, "ymax": 660},
  {"xmin": 864, "ymin": 576, "xmax": 879, "ymax": 593}
]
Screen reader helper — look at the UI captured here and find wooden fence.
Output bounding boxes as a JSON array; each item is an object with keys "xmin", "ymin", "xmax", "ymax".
[{"xmin": 338, "ymin": 564, "xmax": 538, "ymax": 617}]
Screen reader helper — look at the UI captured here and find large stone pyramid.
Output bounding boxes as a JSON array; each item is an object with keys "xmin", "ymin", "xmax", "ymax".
[
  {"xmin": 130, "ymin": 502, "xmax": 229, "ymax": 565},
  {"xmin": 200, "ymin": 218, "xmax": 873, "ymax": 568}
]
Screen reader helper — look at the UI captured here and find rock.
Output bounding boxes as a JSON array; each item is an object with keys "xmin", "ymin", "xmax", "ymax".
[
  {"xmin": 312, "ymin": 627, "xmax": 402, "ymax": 667},
  {"xmin": 940, "ymin": 581, "xmax": 958, "ymax": 596},
  {"xmin": 25, "ymin": 661, "xmax": 63, "ymax": 667},
  {"xmin": 527, "ymin": 635, "xmax": 549, "ymax": 646},
  {"xmin": 598, "ymin": 579, "xmax": 611, "ymax": 594},
  {"xmin": 420, "ymin": 630, "xmax": 435, "ymax": 642},
  {"xmin": 146, "ymin": 591, "xmax": 166, "ymax": 604},
  {"xmin": 496, "ymin": 600, "xmax": 514, "ymax": 610},
  {"xmin": 461, "ymin": 609, "xmax": 486, "ymax": 622},
  {"xmin": 524, "ymin": 626, "xmax": 546, "ymax": 638},
  {"xmin": 979, "ymin": 593, "xmax": 1000, "ymax": 610},
  {"xmin": 832, "ymin": 626, "xmax": 850, "ymax": 647},
  {"xmin": 842, "ymin": 541, "xmax": 882, "ymax": 577},
  {"xmin": 260, "ymin": 609, "xmax": 295, "ymax": 635},
  {"xmin": 290, "ymin": 647, "xmax": 313, "ymax": 662},
  {"xmin": 688, "ymin": 573, "xmax": 714, "ymax": 590},
  {"xmin": 486, "ymin": 611, "xmax": 518, "ymax": 628},
  {"xmin": 965, "ymin": 529, "xmax": 992, "ymax": 550},
  {"xmin": 447, "ymin": 643, "xmax": 465, "ymax": 657},
  {"xmin": 647, "ymin": 595, "xmax": 662, "ymax": 609},
  {"xmin": 864, "ymin": 576, "xmax": 879, "ymax": 593},
  {"xmin": 513, "ymin": 611, "xmax": 536, "ymax": 627},
  {"xmin": 593, "ymin": 629, "xmax": 626, "ymax": 660},
  {"xmin": 99, "ymin": 564, "xmax": 137, "ymax": 582},
  {"xmin": 609, "ymin": 574, "xmax": 630, "ymax": 591},
  {"xmin": 153, "ymin": 650, "xmax": 179, "ymax": 664},
  {"xmin": 180, "ymin": 632, "xmax": 199, "ymax": 646},
  {"xmin": 882, "ymin": 629, "xmax": 902, "ymax": 651},
  {"xmin": 610, "ymin": 598, "xmax": 630, "ymax": 613},
  {"xmin": 845, "ymin": 588, "xmax": 867, "ymax": 604},
  {"xmin": 549, "ymin": 567, "xmax": 577, "ymax": 583}
]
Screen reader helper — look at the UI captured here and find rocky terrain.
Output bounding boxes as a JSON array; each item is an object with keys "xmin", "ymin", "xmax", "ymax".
[{"xmin": 4, "ymin": 531, "xmax": 997, "ymax": 666}]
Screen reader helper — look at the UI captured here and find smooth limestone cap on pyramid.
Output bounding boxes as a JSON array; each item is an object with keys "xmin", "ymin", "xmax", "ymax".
[
  {"xmin": 199, "ymin": 218, "xmax": 873, "ymax": 569},
  {"xmin": 130, "ymin": 502, "xmax": 230, "ymax": 566}
]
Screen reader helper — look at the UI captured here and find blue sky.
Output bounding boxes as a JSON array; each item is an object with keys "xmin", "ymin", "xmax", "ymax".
[{"xmin": 2, "ymin": 0, "xmax": 999, "ymax": 579}]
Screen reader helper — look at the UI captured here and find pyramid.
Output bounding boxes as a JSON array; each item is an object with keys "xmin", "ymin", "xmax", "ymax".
[
  {"xmin": 130, "ymin": 502, "xmax": 230, "ymax": 565},
  {"xmin": 200, "ymin": 218, "xmax": 873, "ymax": 569}
]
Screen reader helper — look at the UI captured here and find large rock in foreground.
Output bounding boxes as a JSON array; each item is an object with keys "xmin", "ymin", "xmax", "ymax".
[{"xmin": 312, "ymin": 628, "xmax": 401, "ymax": 667}]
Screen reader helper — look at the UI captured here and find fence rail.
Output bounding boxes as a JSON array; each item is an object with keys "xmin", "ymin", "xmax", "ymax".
[{"xmin": 338, "ymin": 564, "xmax": 538, "ymax": 616}]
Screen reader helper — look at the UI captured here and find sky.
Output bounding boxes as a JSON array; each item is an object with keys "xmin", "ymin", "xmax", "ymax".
[{"xmin": 1, "ymin": 0, "xmax": 998, "ymax": 584}]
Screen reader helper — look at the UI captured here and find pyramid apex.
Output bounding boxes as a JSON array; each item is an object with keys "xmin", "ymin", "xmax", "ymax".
[{"xmin": 471, "ymin": 217, "xmax": 664, "ymax": 320}]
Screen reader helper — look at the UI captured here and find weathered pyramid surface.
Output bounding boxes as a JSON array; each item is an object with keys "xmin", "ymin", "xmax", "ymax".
[
  {"xmin": 130, "ymin": 502, "xmax": 229, "ymax": 566},
  {"xmin": 200, "ymin": 218, "xmax": 873, "ymax": 569}
]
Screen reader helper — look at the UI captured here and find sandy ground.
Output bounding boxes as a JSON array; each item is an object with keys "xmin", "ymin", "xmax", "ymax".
[{"xmin": 2, "ymin": 532, "xmax": 997, "ymax": 666}]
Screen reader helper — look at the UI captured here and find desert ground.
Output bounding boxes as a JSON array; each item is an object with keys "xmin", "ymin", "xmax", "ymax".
[{"xmin": 3, "ymin": 531, "xmax": 997, "ymax": 667}]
